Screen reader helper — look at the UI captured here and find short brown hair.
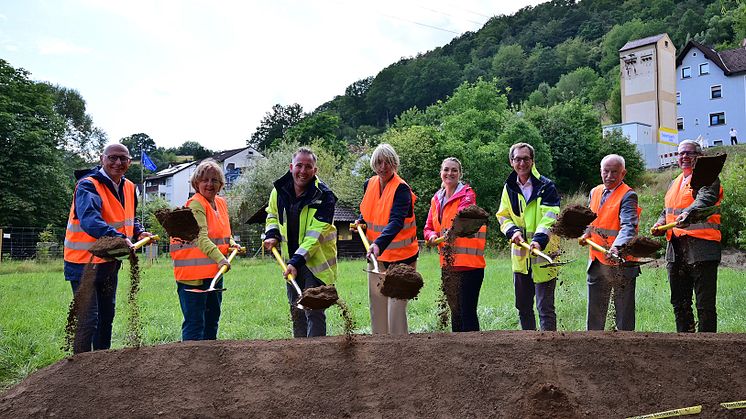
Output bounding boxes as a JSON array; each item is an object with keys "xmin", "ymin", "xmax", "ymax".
[{"xmin": 509, "ymin": 143, "xmax": 535, "ymax": 161}]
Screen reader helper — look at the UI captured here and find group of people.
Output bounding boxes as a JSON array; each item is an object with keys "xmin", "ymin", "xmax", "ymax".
[{"xmin": 62, "ymin": 139, "xmax": 723, "ymax": 353}]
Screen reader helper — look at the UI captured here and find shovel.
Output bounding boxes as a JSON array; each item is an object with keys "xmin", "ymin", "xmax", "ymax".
[
  {"xmin": 185, "ymin": 247, "xmax": 241, "ymax": 293},
  {"xmin": 91, "ymin": 234, "xmax": 160, "ymax": 260},
  {"xmin": 579, "ymin": 238, "xmax": 654, "ymax": 267},
  {"xmin": 517, "ymin": 241, "xmax": 573, "ymax": 268},
  {"xmin": 649, "ymin": 205, "xmax": 720, "ymax": 234},
  {"xmin": 353, "ymin": 223, "xmax": 384, "ymax": 276},
  {"xmin": 270, "ymin": 247, "xmax": 306, "ymax": 310}
]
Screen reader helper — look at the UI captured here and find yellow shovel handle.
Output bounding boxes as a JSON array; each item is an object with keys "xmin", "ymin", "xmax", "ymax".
[
  {"xmin": 271, "ymin": 246, "xmax": 295, "ymax": 282},
  {"xmin": 720, "ymin": 400, "xmax": 746, "ymax": 410},
  {"xmin": 651, "ymin": 222, "xmax": 677, "ymax": 234},
  {"xmin": 132, "ymin": 234, "xmax": 159, "ymax": 250},
  {"xmin": 215, "ymin": 247, "xmax": 239, "ymax": 278},
  {"xmin": 625, "ymin": 404, "xmax": 701, "ymax": 419},
  {"xmin": 518, "ymin": 241, "xmax": 553, "ymax": 264},
  {"xmin": 354, "ymin": 223, "xmax": 381, "ymax": 273},
  {"xmin": 431, "ymin": 236, "xmax": 446, "ymax": 246}
]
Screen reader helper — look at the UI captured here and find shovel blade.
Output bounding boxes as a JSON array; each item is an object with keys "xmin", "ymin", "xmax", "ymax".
[
  {"xmin": 538, "ymin": 260, "xmax": 574, "ymax": 268},
  {"xmin": 185, "ymin": 287, "xmax": 226, "ymax": 293}
]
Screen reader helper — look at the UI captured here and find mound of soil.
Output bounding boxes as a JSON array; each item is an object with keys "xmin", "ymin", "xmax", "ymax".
[
  {"xmin": 379, "ymin": 264, "xmax": 423, "ymax": 300},
  {"xmin": 155, "ymin": 207, "xmax": 200, "ymax": 242},
  {"xmin": 619, "ymin": 236, "xmax": 663, "ymax": 258},
  {"xmin": 298, "ymin": 285, "xmax": 339, "ymax": 310},
  {"xmin": 88, "ymin": 236, "xmax": 130, "ymax": 259},
  {"xmin": 3, "ymin": 332, "xmax": 745, "ymax": 418},
  {"xmin": 553, "ymin": 205, "xmax": 597, "ymax": 239},
  {"xmin": 451, "ymin": 205, "xmax": 489, "ymax": 237},
  {"xmin": 691, "ymin": 153, "xmax": 727, "ymax": 192}
]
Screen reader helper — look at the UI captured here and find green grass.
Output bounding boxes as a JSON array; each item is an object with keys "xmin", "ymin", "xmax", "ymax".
[{"xmin": 1, "ymin": 248, "xmax": 744, "ymax": 390}]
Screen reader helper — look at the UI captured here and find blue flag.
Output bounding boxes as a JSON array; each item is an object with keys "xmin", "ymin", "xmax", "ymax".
[{"xmin": 142, "ymin": 151, "xmax": 157, "ymax": 171}]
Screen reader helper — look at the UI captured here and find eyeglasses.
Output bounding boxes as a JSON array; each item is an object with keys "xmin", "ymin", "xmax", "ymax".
[
  {"xmin": 511, "ymin": 157, "xmax": 532, "ymax": 163},
  {"xmin": 105, "ymin": 155, "xmax": 132, "ymax": 163},
  {"xmin": 677, "ymin": 151, "xmax": 700, "ymax": 157}
]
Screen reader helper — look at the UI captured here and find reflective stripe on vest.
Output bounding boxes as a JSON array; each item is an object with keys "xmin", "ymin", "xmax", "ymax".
[
  {"xmin": 588, "ymin": 183, "xmax": 642, "ymax": 265},
  {"xmin": 664, "ymin": 173, "xmax": 722, "ymax": 242},
  {"xmin": 171, "ymin": 193, "xmax": 232, "ymax": 281},
  {"xmin": 360, "ymin": 173, "xmax": 419, "ymax": 262},
  {"xmin": 63, "ymin": 176, "xmax": 136, "ymax": 264},
  {"xmin": 429, "ymin": 191, "xmax": 486, "ymax": 269}
]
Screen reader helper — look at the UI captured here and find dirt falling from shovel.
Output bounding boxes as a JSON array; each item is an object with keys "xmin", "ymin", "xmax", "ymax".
[
  {"xmin": 155, "ymin": 207, "xmax": 200, "ymax": 242},
  {"xmin": 64, "ymin": 255, "xmax": 97, "ymax": 353},
  {"xmin": 334, "ymin": 299, "xmax": 356, "ymax": 344},
  {"xmin": 379, "ymin": 264, "xmax": 423, "ymax": 300},
  {"xmin": 619, "ymin": 236, "xmax": 662, "ymax": 259},
  {"xmin": 437, "ymin": 234, "xmax": 461, "ymax": 331},
  {"xmin": 126, "ymin": 252, "xmax": 142, "ymax": 348},
  {"xmin": 450, "ymin": 205, "xmax": 489, "ymax": 237},
  {"xmin": 88, "ymin": 236, "xmax": 130, "ymax": 259},
  {"xmin": 552, "ymin": 205, "xmax": 597, "ymax": 239}
]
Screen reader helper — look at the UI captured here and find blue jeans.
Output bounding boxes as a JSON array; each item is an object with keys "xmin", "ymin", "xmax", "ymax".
[
  {"xmin": 286, "ymin": 265, "xmax": 326, "ymax": 338},
  {"xmin": 514, "ymin": 269, "xmax": 557, "ymax": 331},
  {"xmin": 177, "ymin": 279, "xmax": 223, "ymax": 341},
  {"xmin": 67, "ymin": 261, "xmax": 120, "ymax": 353}
]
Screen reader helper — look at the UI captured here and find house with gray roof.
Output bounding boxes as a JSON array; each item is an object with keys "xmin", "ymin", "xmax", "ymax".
[{"xmin": 676, "ymin": 40, "xmax": 746, "ymax": 146}]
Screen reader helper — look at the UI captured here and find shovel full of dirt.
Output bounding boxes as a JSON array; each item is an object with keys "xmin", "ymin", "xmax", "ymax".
[
  {"xmin": 690, "ymin": 153, "xmax": 727, "ymax": 195},
  {"xmin": 186, "ymin": 247, "xmax": 242, "ymax": 293},
  {"xmin": 155, "ymin": 207, "xmax": 200, "ymax": 242},
  {"xmin": 552, "ymin": 205, "xmax": 597, "ymax": 239},
  {"xmin": 88, "ymin": 235, "xmax": 159, "ymax": 260},
  {"xmin": 353, "ymin": 223, "xmax": 423, "ymax": 300},
  {"xmin": 429, "ymin": 205, "xmax": 490, "ymax": 245},
  {"xmin": 271, "ymin": 246, "xmax": 311, "ymax": 310},
  {"xmin": 579, "ymin": 237, "xmax": 655, "ymax": 267}
]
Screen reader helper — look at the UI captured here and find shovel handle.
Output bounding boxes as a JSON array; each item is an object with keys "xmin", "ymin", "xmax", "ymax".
[
  {"xmin": 432, "ymin": 236, "xmax": 446, "ymax": 245},
  {"xmin": 580, "ymin": 238, "xmax": 625, "ymax": 264},
  {"xmin": 132, "ymin": 234, "xmax": 159, "ymax": 250},
  {"xmin": 270, "ymin": 247, "xmax": 305, "ymax": 307},
  {"xmin": 651, "ymin": 222, "xmax": 677, "ymax": 234},
  {"xmin": 354, "ymin": 223, "xmax": 381, "ymax": 273},
  {"xmin": 518, "ymin": 241, "xmax": 553, "ymax": 264},
  {"xmin": 203, "ymin": 247, "xmax": 239, "ymax": 291}
]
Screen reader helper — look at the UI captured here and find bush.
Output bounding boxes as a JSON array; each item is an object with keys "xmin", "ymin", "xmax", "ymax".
[{"xmin": 719, "ymin": 153, "xmax": 746, "ymax": 249}]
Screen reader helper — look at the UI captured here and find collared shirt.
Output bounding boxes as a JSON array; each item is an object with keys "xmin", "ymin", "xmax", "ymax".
[
  {"xmin": 98, "ymin": 167, "xmax": 122, "ymax": 200},
  {"xmin": 516, "ymin": 177, "xmax": 532, "ymax": 202}
]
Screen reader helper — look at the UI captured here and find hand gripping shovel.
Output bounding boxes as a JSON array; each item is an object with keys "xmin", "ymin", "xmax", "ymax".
[
  {"xmin": 271, "ymin": 247, "xmax": 307, "ymax": 310},
  {"xmin": 353, "ymin": 223, "xmax": 384, "ymax": 276},
  {"xmin": 90, "ymin": 234, "xmax": 160, "ymax": 260},
  {"xmin": 185, "ymin": 247, "xmax": 240, "ymax": 293},
  {"xmin": 579, "ymin": 238, "xmax": 654, "ymax": 267},
  {"xmin": 650, "ymin": 205, "xmax": 720, "ymax": 234},
  {"xmin": 517, "ymin": 241, "xmax": 572, "ymax": 268}
]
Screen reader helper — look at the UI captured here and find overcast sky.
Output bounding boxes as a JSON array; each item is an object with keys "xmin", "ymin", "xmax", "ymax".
[{"xmin": 1, "ymin": 0, "xmax": 546, "ymax": 151}]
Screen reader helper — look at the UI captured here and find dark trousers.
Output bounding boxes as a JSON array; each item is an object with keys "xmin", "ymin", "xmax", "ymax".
[
  {"xmin": 446, "ymin": 268, "xmax": 484, "ymax": 332},
  {"xmin": 731, "ymin": 136, "xmax": 738, "ymax": 145},
  {"xmin": 177, "ymin": 279, "xmax": 223, "ymax": 341},
  {"xmin": 514, "ymin": 270, "xmax": 556, "ymax": 331},
  {"xmin": 69, "ymin": 261, "xmax": 120, "ymax": 353},
  {"xmin": 668, "ymin": 260, "xmax": 718, "ymax": 333},
  {"xmin": 586, "ymin": 260, "xmax": 637, "ymax": 331},
  {"xmin": 287, "ymin": 265, "xmax": 326, "ymax": 338}
]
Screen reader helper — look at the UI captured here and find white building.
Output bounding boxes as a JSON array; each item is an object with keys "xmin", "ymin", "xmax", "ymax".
[{"xmin": 144, "ymin": 146, "xmax": 263, "ymax": 207}]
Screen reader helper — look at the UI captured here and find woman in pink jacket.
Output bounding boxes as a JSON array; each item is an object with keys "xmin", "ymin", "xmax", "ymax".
[{"xmin": 423, "ymin": 157, "xmax": 487, "ymax": 332}]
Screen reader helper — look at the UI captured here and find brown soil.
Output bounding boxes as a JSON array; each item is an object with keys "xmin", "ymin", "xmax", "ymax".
[
  {"xmin": 334, "ymin": 299, "xmax": 355, "ymax": 343},
  {"xmin": 125, "ymin": 253, "xmax": 142, "ymax": 348},
  {"xmin": 298, "ymin": 285, "xmax": 339, "ymax": 310},
  {"xmin": 63, "ymin": 256, "xmax": 96, "ymax": 353},
  {"xmin": 88, "ymin": 236, "xmax": 130, "ymax": 259},
  {"xmin": 438, "ymin": 236, "xmax": 460, "ymax": 331},
  {"xmin": 619, "ymin": 236, "xmax": 663, "ymax": 258},
  {"xmin": 5, "ymin": 332, "xmax": 746, "ymax": 418},
  {"xmin": 450, "ymin": 205, "xmax": 489, "ymax": 237},
  {"xmin": 155, "ymin": 207, "xmax": 200, "ymax": 242},
  {"xmin": 691, "ymin": 153, "xmax": 727, "ymax": 192},
  {"xmin": 553, "ymin": 205, "xmax": 597, "ymax": 239},
  {"xmin": 379, "ymin": 264, "xmax": 423, "ymax": 300}
]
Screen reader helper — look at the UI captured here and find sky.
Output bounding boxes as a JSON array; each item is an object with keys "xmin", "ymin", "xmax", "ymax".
[{"xmin": 1, "ymin": 0, "xmax": 546, "ymax": 151}]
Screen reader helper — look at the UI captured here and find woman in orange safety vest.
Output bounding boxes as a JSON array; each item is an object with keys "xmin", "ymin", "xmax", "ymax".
[
  {"xmin": 357, "ymin": 143, "xmax": 418, "ymax": 335},
  {"xmin": 170, "ymin": 160, "xmax": 239, "ymax": 341},
  {"xmin": 424, "ymin": 157, "xmax": 487, "ymax": 332}
]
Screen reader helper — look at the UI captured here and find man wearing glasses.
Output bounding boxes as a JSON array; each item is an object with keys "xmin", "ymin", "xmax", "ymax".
[
  {"xmin": 63, "ymin": 143, "xmax": 153, "ymax": 352},
  {"xmin": 496, "ymin": 143, "xmax": 561, "ymax": 331},
  {"xmin": 652, "ymin": 140, "xmax": 722, "ymax": 332}
]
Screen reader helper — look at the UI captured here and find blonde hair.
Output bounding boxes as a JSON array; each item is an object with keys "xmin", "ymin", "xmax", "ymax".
[
  {"xmin": 190, "ymin": 159, "xmax": 226, "ymax": 191},
  {"xmin": 369, "ymin": 143, "xmax": 400, "ymax": 172}
]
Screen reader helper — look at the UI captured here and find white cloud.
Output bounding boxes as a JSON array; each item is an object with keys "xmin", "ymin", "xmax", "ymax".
[{"xmin": 37, "ymin": 38, "xmax": 91, "ymax": 55}]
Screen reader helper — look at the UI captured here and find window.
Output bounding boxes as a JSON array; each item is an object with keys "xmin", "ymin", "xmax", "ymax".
[
  {"xmin": 710, "ymin": 85, "xmax": 722, "ymax": 99},
  {"xmin": 709, "ymin": 112, "xmax": 726, "ymax": 126},
  {"xmin": 699, "ymin": 63, "xmax": 709, "ymax": 75},
  {"xmin": 676, "ymin": 92, "xmax": 681, "ymax": 105},
  {"xmin": 677, "ymin": 118, "xmax": 684, "ymax": 130},
  {"xmin": 681, "ymin": 67, "xmax": 691, "ymax": 79}
]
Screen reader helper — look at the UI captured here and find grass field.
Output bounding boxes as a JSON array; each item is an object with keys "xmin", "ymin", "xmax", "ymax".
[{"xmin": 1, "ymin": 247, "xmax": 744, "ymax": 390}]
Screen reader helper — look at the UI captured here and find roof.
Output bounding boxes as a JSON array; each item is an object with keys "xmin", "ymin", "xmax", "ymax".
[
  {"xmin": 209, "ymin": 147, "xmax": 257, "ymax": 163},
  {"xmin": 145, "ymin": 161, "xmax": 195, "ymax": 181},
  {"xmin": 676, "ymin": 40, "xmax": 746, "ymax": 75},
  {"xmin": 619, "ymin": 34, "xmax": 667, "ymax": 52},
  {"xmin": 244, "ymin": 205, "xmax": 359, "ymax": 224}
]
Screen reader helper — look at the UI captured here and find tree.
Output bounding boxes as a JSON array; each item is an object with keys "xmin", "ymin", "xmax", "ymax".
[
  {"xmin": 0, "ymin": 59, "xmax": 71, "ymax": 227},
  {"xmin": 248, "ymin": 103, "xmax": 305, "ymax": 150},
  {"xmin": 492, "ymin": 44, "xmax": 526, "ymax": 102},
  {"xmin": 119, "ymin": 133, "xmax": 156, "ymax": 157},
  {"xmin": 284, "ymin": 111, "xmax": 346, "ymax": 156},
  {"xmin": 171, "ymin": 141, "xmax": 213, "ymax": 159}
]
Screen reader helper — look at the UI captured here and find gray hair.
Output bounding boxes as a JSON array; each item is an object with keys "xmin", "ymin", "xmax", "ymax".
[
  {"xmin": 678, "ymin": 140, "xmax": 702, "ymax": 154},
  {"xmin": 600, "ymin": 154, "xmax": 626, "ymax": 169},
  {"xmin": 509, "ymin": 143, "xmax": 535, "ymax": 161},
  {"xmin": 370, "ymin": 143, "xmax": 400, "ymax": 172},
  {"xmin": 190, "ymin": 159, "xmax": 226, "ymax": 191},
  {"xmin": 292, "ymin": 146, "xmax": 317, "ymax": 164}
]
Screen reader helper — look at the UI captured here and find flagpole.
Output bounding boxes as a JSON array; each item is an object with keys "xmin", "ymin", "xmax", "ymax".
[{"xmin": 140, "ymin": 146, "xmax": 145, "ymax": 233}]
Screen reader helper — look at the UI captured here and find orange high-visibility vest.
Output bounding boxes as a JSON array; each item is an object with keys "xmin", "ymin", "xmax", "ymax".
[
  {"xmin": 64, "ymin": 176, "xmax": 136, "ymax": 264},
  {"xmin": 360, "ymin": 174, "xmax": 418, "ymax": 262},
  {"xmin": 588, "ymin": 183, "xmax": 642, "ymax": 265},
  {"xmin": 170, "ymin": 193, "xmax": 232, "ymax": 281},
  {"xmin": 429, "ymin": 194, "xmax": 486, "ymax": 269},
  {"xmin": 664, "ymin": 173, "xmax": 722, "ymax": 242}
]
